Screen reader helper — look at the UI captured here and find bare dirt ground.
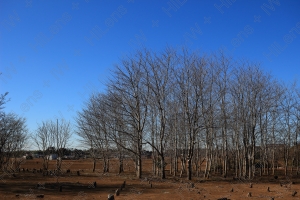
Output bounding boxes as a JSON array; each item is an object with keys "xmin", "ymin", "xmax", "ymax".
[{"xmin": 0, "ymin": 158, "xmax": 299, "ymax": 200}]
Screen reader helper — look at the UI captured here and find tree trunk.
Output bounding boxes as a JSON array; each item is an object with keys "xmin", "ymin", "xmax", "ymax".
[
  {"xmin": 160, "ymin": 154, "xmax": 166, "ymax": 179},
  {"xmin": 92, "ymin": 159, "xmax": 96, "ymax": 172},
  {"xmin": 136, "ymin": 155, "xmax": 142, "ymax": 178},
  {"xmin": 119, "ymin": 158, "xmax": 124, "ymax": 174},
  {"xmin": 187, "ymin": 158, "xmax": 192, "ymax": 180}
]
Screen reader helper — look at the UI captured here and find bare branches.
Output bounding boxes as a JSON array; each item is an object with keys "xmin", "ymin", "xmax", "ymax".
[
  {"xmin": 75, "ymin": 47, "xmax": 300, "ymax": 179},
  {"xmin": 0, "ymin": 94, "xmax": 27, "ymax": 171},
  {"xmin": 33, "ymin": 119, "xmax": 72, "ymax": 170}
]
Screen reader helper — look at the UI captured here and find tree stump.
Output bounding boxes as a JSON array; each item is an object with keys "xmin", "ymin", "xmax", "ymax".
[
  {"xmin": 37, "ymin": 183, "xmax": 43, "ymax": 189},
  {"xmin": 108, "ymin": 194, "xmax": 114, "ymax": 200},
  {"xmin": 121, "ymin": 181, "xmax": 126, "ymax": 190},
  {"xmin": 115, "ymin": 189, "xmax": 120, "ymax": 196},
  {"xmin": 36, "ymin": 194, "xmax": 44, "ymax": 198},
  {"xmin": 120, "ymin": 181, "xmax": 125, "ymax": 190},
  {"xmin": 247, "ymin": 192, "xmax": 252, "ymax": 197},
  {"xmin": 230, "ymin": 188, "xmax": 234, "ymax": 192},
  {"xmin": 249, "ymin": 183, "xmax": 253, "ymax": 188}
]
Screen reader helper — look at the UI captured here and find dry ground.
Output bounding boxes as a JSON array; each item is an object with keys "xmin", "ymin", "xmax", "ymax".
[{"xmin": 0, "ymin": 158, "xmax": 299, "ymax": 200}]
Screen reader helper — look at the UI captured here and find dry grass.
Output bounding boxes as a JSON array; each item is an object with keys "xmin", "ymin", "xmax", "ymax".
[{"xmin": 0, "ymin": 158, "xmax": 299, "ymax": 200}]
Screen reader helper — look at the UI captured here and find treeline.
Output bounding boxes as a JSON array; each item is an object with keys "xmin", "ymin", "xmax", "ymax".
[
  {"xmin": 76, "ymin": 48, "xmax": 300, "ymax": 180},
  {"xmin": 0, "ymin": 92, "xmax": 27, "ymax": 171}
]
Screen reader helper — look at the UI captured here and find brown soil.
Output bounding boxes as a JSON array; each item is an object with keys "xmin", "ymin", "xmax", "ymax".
[{"xmin": 0, "ymin": 158, "xmax": 299, "ymax": 200}]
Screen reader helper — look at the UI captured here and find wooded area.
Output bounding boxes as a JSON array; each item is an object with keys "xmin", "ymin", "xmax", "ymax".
[
  {"xmin": 1, "ymin": 49, "xmax": 300, "ymax": 181},
  {"xmin": 75, "ymin": 48, "xmax": 300, "ymax": 180}
]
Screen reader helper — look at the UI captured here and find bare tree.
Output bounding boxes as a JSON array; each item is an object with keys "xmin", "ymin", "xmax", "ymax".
[
  {"xmin": 105, "ymin": 51, "xmax": 150, "ymax": 178},
  {"xmin": 143, "ymin": 48, "xmax": 176, "ymax": 179},
  {"xmin": 0, "ymin": 92, "xmax": 27, "ymax": 171},
  {"xmin": 33, "ymin": 119, "xmax": 71, "ymax": 177},
  {"xmin": 76, "ymin": 110, "xmax": 96, "ymax": 172},
  {"xmin": 53, "ymin": 119, "xmax": 72, "ymax": 172},
  {"xmin": 175, "ymin": 50, "xmax": 208, "ymax": 180},
  {"xmin": 280, "ymin": 85, "xmax": 298, "ymax": 175},
  {"xmin": 33, "ymin": 121, "xmax": 55, "ymax": 170}
]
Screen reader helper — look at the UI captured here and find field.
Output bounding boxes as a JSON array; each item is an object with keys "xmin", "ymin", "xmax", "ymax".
[{"xmin": 0, "ymin": 158, "xmax": 299, "ymax": 200}]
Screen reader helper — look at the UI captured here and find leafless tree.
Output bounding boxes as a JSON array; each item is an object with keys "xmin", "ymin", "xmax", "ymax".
[
  {"xmin": 33, "ymin": 121, "xmax": 55, "ymax": 170},
  {"xmin": 0, "ymin": 113, "xmax": 27, "ymax": 171},
  {"xmin": 76, "ymin": 94, "xmax": 111, "ymax": 173},
  {"xmin": 105, "ymin": 51, "xmax": 150, "ymax": 178},
  {"xmin": 0, "ymin": 92, "xmax": 27, "ymax": 171},
  {"xmin": 280, "ymin": 85, "xmax": 299, "ymax": 175},
  {"xmin": 175, "ymin": 49, "xmax": 209, "ymax": 180},
  {"xmin": 143, "ymin": 48, "xmax": 176, "ymax": 179},
  {"xmin": 33, "ymin": 119, "xmax": 71, "ymax": 176}
]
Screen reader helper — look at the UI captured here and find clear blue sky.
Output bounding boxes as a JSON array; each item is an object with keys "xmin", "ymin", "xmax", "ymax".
[{"xmin": 1, "ymin": 0, "xmax": 300, "ymax": 148}]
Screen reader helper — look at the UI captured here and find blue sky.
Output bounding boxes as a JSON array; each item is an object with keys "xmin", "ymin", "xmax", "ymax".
[{"xmin": 1, "ymin": 0, "xmax": 300, "ymax": 148}]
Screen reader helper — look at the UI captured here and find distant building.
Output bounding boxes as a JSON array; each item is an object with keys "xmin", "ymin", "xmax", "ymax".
[
  {"xmin": 23, "ymin": 153, "xmax": 33, "ymax": 159},
  {"xmin": 47, "ymin": 154, "xmax": 58, "ymax": 160}
]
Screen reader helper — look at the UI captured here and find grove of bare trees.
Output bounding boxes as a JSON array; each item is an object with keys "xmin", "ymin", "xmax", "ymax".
[
  {"xmin": 76, "ymin": 48, "xmax": 300, "ymax": 180},
  {"xmin": 33, "ymin": 119, "xmax": 72, "ymax": 173}
]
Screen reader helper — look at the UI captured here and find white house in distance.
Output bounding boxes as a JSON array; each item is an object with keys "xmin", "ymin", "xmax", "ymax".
[{"xmin": 46, "ymin": 154, "xmax": 58, "ymax": 160}]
